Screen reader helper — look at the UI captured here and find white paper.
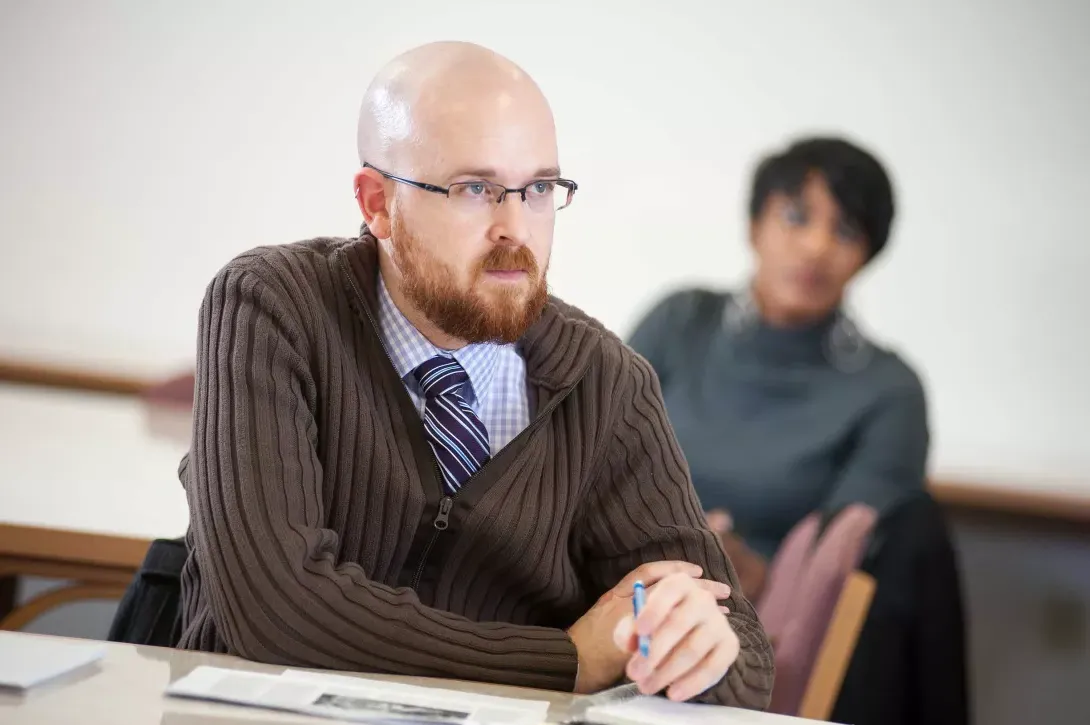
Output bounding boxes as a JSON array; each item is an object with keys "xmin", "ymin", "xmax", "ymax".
[
  {"xmin": 167, "ymin": 666, "xmax": 549, "ymax": 724},
  {"xmin": 282, "ymin": 669, "xmax": 550, "ymax": 725},
  {"xmin": 584, "ymin": 696, "xmax": 826, "ymax": 725},
  {"xmin": 0, "ymin": 632, "xmax": 106, "ymax": 689}
]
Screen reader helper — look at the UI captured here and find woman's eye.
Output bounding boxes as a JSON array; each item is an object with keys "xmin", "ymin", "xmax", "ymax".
[{"xmin": 783, "ymin": 204, "xmax": 807, "ymax": 225}]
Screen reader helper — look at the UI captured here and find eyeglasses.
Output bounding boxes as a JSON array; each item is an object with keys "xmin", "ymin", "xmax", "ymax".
[{"xmin": 362, "ymin": 162, "xmax": 578, "ymax": 212}]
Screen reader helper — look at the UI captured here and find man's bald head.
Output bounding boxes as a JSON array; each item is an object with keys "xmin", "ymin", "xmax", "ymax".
[
  {"xmin": 353, "ymin": 42, "xmax": 565, "ymax": 349},
  {"xmin": 356, "ymin": 41, "xmax": 555, "ymax": 172}
]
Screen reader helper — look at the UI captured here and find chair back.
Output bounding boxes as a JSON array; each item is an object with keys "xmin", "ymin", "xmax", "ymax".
[
  {"xmin": 107, "ymin": 537, "xmax": 186, "ymax": 647},
  {"xmin": 757, "ymin": 504, "xmax": 878, "ymax": 718}
]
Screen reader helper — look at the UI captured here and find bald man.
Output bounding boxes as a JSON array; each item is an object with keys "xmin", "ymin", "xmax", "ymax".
[{"xmin": 178, "ymin": 42, "xmax": 773, "ymax": 708}]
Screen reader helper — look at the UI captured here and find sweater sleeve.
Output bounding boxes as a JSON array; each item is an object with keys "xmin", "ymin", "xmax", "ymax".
[
  {"xmin": 822, "ymin": 368, "xmax": 930, "ymax": 519},
  {"xmin": 575, "ymin": 351, "xmax": 775, "ymax": 709},
  {"xmin": 185, "ymin": 265, "xmax": 578, "ymax": 690}
]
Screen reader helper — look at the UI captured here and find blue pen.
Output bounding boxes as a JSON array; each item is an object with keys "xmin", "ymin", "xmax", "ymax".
[{"xmin": 633, "ymin": 580, "xmax": 650, "ymax": 657}]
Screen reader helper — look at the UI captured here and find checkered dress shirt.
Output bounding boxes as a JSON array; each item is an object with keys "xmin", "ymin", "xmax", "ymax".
[{"xmin": 376, "ymin": 274, "xmax": 530, "ymax": 454}]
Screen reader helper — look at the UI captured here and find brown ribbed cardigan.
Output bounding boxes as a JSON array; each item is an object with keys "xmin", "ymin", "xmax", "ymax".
[{"xmin": 177, "ymin": 232, "xmax": 774, "ymax": 708}]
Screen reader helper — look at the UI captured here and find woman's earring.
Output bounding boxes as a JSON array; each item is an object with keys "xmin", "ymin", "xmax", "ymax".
[{"xmin": 825, "ymin": 312, "xmax": 872, "ymax": 373}]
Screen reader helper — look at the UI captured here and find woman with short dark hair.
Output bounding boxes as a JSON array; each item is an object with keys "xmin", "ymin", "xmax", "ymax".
[{"xmin": 628, "ymin": 136, "xmax": 928, "ymax": 599}]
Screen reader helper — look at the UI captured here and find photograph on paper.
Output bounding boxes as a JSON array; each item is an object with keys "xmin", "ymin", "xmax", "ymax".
[{"xmin": 311, "ymin": 692, "xmax": 472, "ymax": 723}]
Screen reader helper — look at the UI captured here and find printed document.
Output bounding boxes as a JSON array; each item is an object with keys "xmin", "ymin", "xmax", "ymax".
[{"xmin": 166, "ymin": 665, "xmax": 550, "ymax": 725}]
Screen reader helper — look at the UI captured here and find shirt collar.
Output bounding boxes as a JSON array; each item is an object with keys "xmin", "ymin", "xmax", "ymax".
[{"xmin": 376, "ymin": 273, "xmax": 502, "ymax": 403}]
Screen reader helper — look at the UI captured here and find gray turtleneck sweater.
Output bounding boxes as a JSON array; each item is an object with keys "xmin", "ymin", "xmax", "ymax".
[{"xmin": 628, "ymin": 289, "xmax": 929, "ymax": 560}]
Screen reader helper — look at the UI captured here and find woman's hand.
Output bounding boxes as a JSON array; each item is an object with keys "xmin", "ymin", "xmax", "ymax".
[
  {"xmin": 705, "ymin": 509, "xmax": 769, "ymax": 601},
  {"xmin": 705, "ymin": 509, "xmax": 733, "ymax": 535}
]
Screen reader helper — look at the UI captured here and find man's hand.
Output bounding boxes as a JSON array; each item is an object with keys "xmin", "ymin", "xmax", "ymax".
[
  {"xmin": 613, "ymin": 572, "xmax": 740, "ymax": 702},
  {"xmin": 567, "ymin": 561, "xmax": 730, "ymax": 694}
]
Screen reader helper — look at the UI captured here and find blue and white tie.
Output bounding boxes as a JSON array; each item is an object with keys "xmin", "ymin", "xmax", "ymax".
[{"xmin": 413, "ymin": 355, "xmax": 491, "ymax": 494}]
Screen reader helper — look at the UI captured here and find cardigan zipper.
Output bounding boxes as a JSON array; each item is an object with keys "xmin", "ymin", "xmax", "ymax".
[{"xmin": 409, "ymin": 485, "xmax": 452, "ymax": 591}]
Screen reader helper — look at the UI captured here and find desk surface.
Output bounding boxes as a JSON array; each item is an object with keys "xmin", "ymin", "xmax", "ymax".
[
  {"xmin": 0, "ymin": 633, "xmax": 581, "ymax": 725},
  {"xmin": 0, "ymin": 633, "xmax": 807, "ymax": 725}
]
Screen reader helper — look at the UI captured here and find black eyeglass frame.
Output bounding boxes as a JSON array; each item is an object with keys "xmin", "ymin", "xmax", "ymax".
[{"xmin": 361, "ymin": 162, "xmax": 578, "ymax": 209}]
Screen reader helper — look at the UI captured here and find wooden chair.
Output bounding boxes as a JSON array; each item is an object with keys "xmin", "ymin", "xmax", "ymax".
[
  {"xmin": 756, "ymin": 504, "xmax": 879, "ymax": 721},
  {"xmin": 797, "ymin": 569, "xmax": 876, "ymax": 721}
]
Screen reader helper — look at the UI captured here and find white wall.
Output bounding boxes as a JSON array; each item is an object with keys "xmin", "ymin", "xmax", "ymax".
[{"xmin": 2, "ymin": 0, "xmax": 1089, "ymax": 487}]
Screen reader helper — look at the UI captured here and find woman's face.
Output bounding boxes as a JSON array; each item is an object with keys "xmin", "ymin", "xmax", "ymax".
[{"xmin": 750, "ymin": 173, "xmax": 869, "ymax": 325}]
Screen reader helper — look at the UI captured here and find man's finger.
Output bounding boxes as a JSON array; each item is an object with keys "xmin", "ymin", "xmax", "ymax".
[
  {"xmin": 693, "ymin": 579, "xmax": 731, "ymax": 601},
  {"xmin": 636, "ymin": 577, "xmax": 728, "ymax": 636},
  {"xmin": 631, "ymin": 619, "xmax": 717, "ymax": 696},
  {"xmin": 633, "ymin": 573, "xmax": 695, "ymax": 639},
  {"xmin": 635, "ymin": 581, "xmax": 712, "ymax": 673},
  {"xmin": 613, "ymin": 561, "xmax": 702, "ymax": 595},
  {"xmin": 665, "ymin": 629, "xmax": 740, "ymax": 702}
]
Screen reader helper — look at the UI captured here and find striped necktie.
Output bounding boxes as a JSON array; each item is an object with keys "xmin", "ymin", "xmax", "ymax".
[{"xmin": 413, "ymin": 355, "xmax": 491, "ymax": 494}]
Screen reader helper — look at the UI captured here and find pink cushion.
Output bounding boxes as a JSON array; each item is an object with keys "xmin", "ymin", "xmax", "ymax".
[{"xmin": 756, "ymin": 504, "xmax": 878, "ymax": 717}]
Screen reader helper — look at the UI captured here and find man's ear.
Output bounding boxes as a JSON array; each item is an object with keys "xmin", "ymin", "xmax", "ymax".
[{"xmin": 355, "ymin": 168, "xmax": 392, "ymax": 239}]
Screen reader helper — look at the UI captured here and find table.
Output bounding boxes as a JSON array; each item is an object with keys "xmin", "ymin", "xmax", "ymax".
[
  {"xmin": 0, "ymin": 385, "xmax": 191, "ymax": 539},
  {"xmin": 0, "ymin": 632, "xmax": 582, "ymax": 724},
  {"xmin": 0, "ymin": 632, "xmax": 812, "ymax": 724},
  {"xmin": 0, "ymin": 385, "xmax": 188, "ymax": 630}
]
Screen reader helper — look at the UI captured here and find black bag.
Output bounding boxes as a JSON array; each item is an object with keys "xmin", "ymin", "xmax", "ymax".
[{"xmin": 107, "ymin": 537, "xmax": 186, "ymax": 648}]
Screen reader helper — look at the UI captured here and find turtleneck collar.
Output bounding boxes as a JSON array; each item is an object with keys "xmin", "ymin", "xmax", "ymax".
[{"xmin": 723, "ymin": 294, "xmax": 839, "ymax": 367}]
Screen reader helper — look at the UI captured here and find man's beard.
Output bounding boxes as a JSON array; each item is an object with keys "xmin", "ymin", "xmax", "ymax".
[{"xmin": 390, "ymin": 213, "xmax": 549, "ymax": 345}]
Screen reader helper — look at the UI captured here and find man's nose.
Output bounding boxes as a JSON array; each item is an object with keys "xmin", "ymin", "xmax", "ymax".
[{"xmin": 490, "ymin": 191, "xmax": 532, "ymax": 245}]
